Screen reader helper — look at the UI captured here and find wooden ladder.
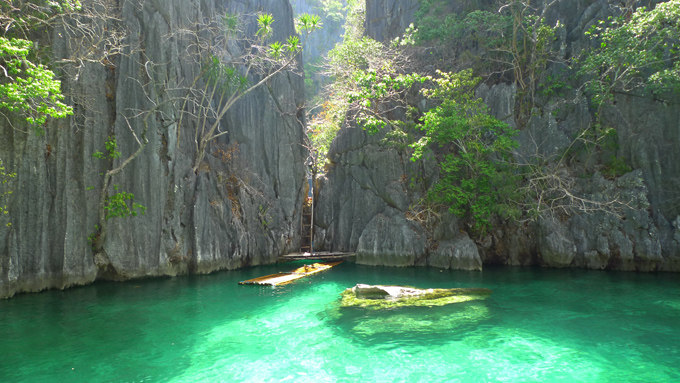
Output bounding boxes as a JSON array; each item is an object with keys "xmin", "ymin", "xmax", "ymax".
[{"xmin": 300, "ymin": 196, "xmax": 313, "ymax": 254}]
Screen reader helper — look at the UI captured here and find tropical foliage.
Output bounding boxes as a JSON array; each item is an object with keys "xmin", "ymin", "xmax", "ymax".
[
  {"xmin": 411, "ymin": 70, "xmax": 519, "ymax": 233},
  {"xmin": 580, "ymin": 0, "xmax": 680, "ymax": 106},
  {"xmin": 173, "ymin": 11, "xmax": 321, "ymax": 172},
  {"xmin": 310, "ymin": 0, "xmax": 523, "ymax": 231},
  {"xmin": 0, "ymin": 0, "xmax": 77, "ymax": 132}
]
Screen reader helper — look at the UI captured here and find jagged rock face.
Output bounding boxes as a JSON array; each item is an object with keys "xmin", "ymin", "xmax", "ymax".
[
  {"xmin": 314, "ymin": 125, "xmax": 445, "ymax": 267},
  {"xmin": 316, "ymin": 0, "xmax": 680, "ymax": 271},
  {"xmin": 428, "ymin": 236, "xmax": 482, "ymax": 271},
  {"xmin": 355, "ymin": 211, "xmax": 426, "ymax": 267},
  {"xmin": 364, "ymin": 0, "xmax": 419, "ymax": 42},
  {"xmin": 0, "ymin": 0, "xmax": 306, "ymax": 298}
]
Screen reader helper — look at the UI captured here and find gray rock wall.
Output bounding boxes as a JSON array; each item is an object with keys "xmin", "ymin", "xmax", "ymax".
[
  {"xmin": 364, "ymin": 0, "xmax": 419, "ymax": 42},
  {"xmin": 315, "ymin": 0, "xmax": 680, "ymax": 271},
  {"xmin": 0, "ymin": 0, "xmax": 307, "ymax": 298}
]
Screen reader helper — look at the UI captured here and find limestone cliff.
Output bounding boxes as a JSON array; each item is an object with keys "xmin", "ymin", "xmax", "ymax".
[
  {"xmin": 0, "ymin": 0, "xmax": 307, "ymax": 298},
  {"xmin": 315, "ymin": 0, "xmax": 680, "ymax": 271}
]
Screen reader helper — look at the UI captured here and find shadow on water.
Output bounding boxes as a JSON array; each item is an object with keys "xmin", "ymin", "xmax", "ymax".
[
  {"xmin": 303, "ymin": 262, "xmax": 497, "ymax": 348},
  {"xmin": 323, "ymin": 299, "xmax": 492, "ymax": 348}
]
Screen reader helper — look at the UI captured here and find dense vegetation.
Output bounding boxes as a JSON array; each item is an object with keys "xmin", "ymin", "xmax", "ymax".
[
  {"xmin": 310, "ymin": 0, "xmax": 680, "ymax": 234},
  {"xmin": 411, "ymin": 70, "xmax": 520, "ymax": 233},
  {"xmin": 1, "ymin": 0, "xmax": 679, "ymax": 239},
  {"xmin": 580, "ymin": 0, "xmax": 680, "ymax": 106}
]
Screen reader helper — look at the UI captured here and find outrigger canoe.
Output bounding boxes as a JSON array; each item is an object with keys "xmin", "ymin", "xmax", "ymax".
[{"xmin": 239, "ymin": 261, "xmax": 342, "ymax": 286}]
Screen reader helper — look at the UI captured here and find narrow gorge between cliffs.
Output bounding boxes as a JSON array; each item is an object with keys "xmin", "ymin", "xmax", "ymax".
[
  {"xmin": 1, "ymin": 1, "xmax": 680, "ymax": 381},
  {"xmin": 1, "ymin": 0, "xmax": 679, "ymax": 300}
]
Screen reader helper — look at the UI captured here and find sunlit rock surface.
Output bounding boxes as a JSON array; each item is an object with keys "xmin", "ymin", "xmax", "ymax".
[
  {"xmin": 316, "ymin": 0, "xmax": 680, "ymax": 271},
  {"xmin": 340, "ymin": 284, "xmax": 492, "ymax": 309},
  {"xmin": 0, "ymin": 0, "xmax": 306, "ymax": 298},
  {"xmin": 428, "ymin": 236, "xmax": 482, "ymax": 271}
]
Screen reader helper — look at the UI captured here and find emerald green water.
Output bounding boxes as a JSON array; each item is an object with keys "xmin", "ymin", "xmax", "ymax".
[{"xmin": 1, "ymin": 263, "xmax": 679, "ymax": 382}]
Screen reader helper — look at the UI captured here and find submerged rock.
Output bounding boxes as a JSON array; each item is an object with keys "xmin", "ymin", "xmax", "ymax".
[
  {"xmin": 340, "ymin": 284, "xmax": 492, "ymax": 309},
  {"xmin": 349, "ymin": 304, "xmax": 490, "ymax": 337}
]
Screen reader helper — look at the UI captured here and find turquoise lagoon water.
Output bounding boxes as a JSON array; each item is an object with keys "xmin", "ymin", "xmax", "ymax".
[{"xmin": 1, "ymin": 263, "xmax": 679, "ymax": 382}]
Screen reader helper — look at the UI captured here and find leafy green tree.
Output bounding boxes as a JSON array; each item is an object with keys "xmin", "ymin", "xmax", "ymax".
[
  {"xmin": 580, "ymin": 0, "xmax": 680, "ymax": 107},
  {"xmin": 0, "ymin": 37, "xmax": 72, "ymax": 131},
  {"xmin": 411, "ymin": 70, "xmax": 520, "ymax": 233},
  {"xmin": 0, "ymin": 1, "xmax": 80, "ymax": 132},
  {"xmin": 176, "ymin": 12, "xmax": 321, "ymax": 172},
  {"xmin": 0, "ymin": 0, "xmax": 84, "ymax": 228},
  {"xmin": 325, "ymin": 27, "xmax": 521, "ymax": 232},
  {"xmin": 307, "ymin": 0, "xmax": 411, "ymax": 171},
  {"xmin": 1, "ymin": 0, "xmax": 126, "ymax": 132},
  {"xmin": 313, "ymin": 2, "xmax": 521, "ymax": 232}
]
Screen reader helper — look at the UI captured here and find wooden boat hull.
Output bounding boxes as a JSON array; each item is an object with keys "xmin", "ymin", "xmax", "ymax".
[{"xmin": 239, "ymin": 261, "xmax": 342, "ymax": 286}]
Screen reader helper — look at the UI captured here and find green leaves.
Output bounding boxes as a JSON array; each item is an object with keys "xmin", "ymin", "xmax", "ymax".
[
  {"xmin": 347, "ymin": 69, "xmax": 425, "ymax": 134},
  {"xmin": 92, "ymin": 136, "xmax": 121, "ymax": 160},
  {"xmin": 0, "ymin": 37, "xmax": 73, "ymax": 133},
  {"xmin": 104, "ymin": 186, "xmax": 146, "ymax": 220},
  {"xmin": 256, "ymin": 13, "xmax": 274, "ymax": 39},
  {"xmin": 91, "ymin": 137, "xmax": 145, "ymax": 220},
  {"xmin": 268, "ymin": 41, "xmax": 283, "ymax": 59},
  {"xmin": 328, "ymin": 36, "xmax": 384, "ymax": 73},
  {"xmin": 286, "ymin": 35, "xmax": 300, "ymax": 53},
  {"xmin": 411, "ymin": 70, "xmax": 520, "ymax": 233},
  {"xmin": 580, "ymin": 0, "xmax": 680, "ymax": 105},
  {"xmin": 335, "ymin": 65, "xmax": 520, "ymax": 232},
  {"xmin": 201, "ymin": 55, "xmax": 248, "ymax": 96},
  {"xmin": 253, "ymin": 13, "xmax": 313, "ymax": 59},
  {"xmin": 296, "ymin": 13, "xmax": 322, "ymax": 34}
]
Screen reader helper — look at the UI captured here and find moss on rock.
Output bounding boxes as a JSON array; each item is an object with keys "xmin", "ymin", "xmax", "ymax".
[{"xmin": 340, "ymin": 284, "xmax": 491, "ymax": 310}]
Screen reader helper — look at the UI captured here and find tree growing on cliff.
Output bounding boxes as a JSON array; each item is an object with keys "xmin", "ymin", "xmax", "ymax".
[
  {"xmin": 1, "ymin": 0, "xmax": 127, "ymax": 129},
  {"xmin": 320, "ymin": 20, "xmax": 521, "ymax": 233},
  {"xmin": 316, "ymin": 0, "xmax": 643, "ymax": 234},
  {"xmin": 411, "ymin": 70, "xmax": 520, "ymax": 233},
  {"xmin": 580, "ymin": 0, "xmax": 680, "ymax": 107},
  {"xmin": 1, "ymin": 1, "xmax": 150, "ymax": 253},
  {"xmin": 172, "ymin": 11, "xmax": 321, "ymax": 173},
  {"xmin": 0, "ymin": 1, "xmax": 79, "ymax": 132},
  {"xmin": 306, "ymin": 0, "xmax": 417, "ymax": 172}
]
